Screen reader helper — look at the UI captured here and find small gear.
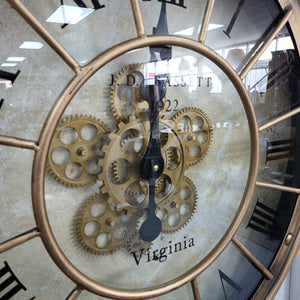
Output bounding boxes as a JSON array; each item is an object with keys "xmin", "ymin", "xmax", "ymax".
[
  {"xmin": 126, "ymin": 231, "xmax": 152, "ymax": 257},
  {"xmin": 157, "ymin": 176, "xmax": 197, "ymax": 233},
  {"xmin": 173, "ymin": 107, "xmax": 213, "ymax": 167},
  {"xmin": 77, "ymin": 193, "xmax": 137, "ymax": 255},
  {"xmin": 110, "ymin": 64, "xmax": 148, "ymax": 122},
  {"xmin": 47, "ymin": 114, "xmax": 110, "ymax": 187}
]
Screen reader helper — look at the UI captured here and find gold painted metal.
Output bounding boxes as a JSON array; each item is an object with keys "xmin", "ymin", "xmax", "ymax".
[
  {"xmin": 285, "ymin": 234, "xmax": 293, "ymax": 246},
  {"xmin": 47, "ymin": 114, "xmax": 110, "ymax": 187},
  {"xmin": 130, "ymin": 0, "xmax": 146, "ymax": 38},
  {"xmin": 66, "ymin": 286, "xmax": 83, "ymax": 300},
  {"xmin": 29, "ymin": 35, "xmax": 259, "ymax": 299},
  {"xmin": 77, "ymin": 193, "xmax": 136, "ymax": 255},
  {"xmin": 191, "ymin": 278, "xmax": 201, "ymax": 300},
  {"xmin": 239, "ymin": 8, "xmax": 293, "ymax": 80},
  {"xmin": 259, "ymin": 106, "xmax": 300, "ymax": 132},
  {"xmin": 7, "ymin": 0, "xmax": 79, "ymax": 73},
  {"xmin": 172, "ymin": 107, "xmax": 213, "ymax": 167},
  {"xmin": 198, "ymin": 0, "xmax": 215, "ymax": 43},
  {"xmin": 252, "ymin": 196, "xmax": 300, "ymax": 299},
  {"xmin": 0, "ymin": 135, "xmax": 39, "ymax": 151},
  {"xmin": 0, "ymin": 228, "xmax": 40, "ymax": 253},
  {"xmin": 232, "ymin": 236, "xmax": 274, "ymax": 280},
  {"xmin": 256, "ymin": 181, "xmax": 300, "ymax": 195}
]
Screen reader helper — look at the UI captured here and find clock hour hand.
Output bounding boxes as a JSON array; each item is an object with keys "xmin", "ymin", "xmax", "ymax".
[
  {"xmin": 138, "ymin": 77, "xmax": 166, "ymax": 242},
  {"xmin": 150, "ymin": 2, "xmax": 172, "ymax": 62}
]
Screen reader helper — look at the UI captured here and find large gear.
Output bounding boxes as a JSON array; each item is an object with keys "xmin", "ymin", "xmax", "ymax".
[
  {"xmin": 110, "ymin": 64, "xmax": 149, "ymax": 122},
  {"xmin": 157, "ymin": 176, "xmax": 197, "ymax": 233},
  {"xmin": 77, "ymin": 193, "xmax": 138, "ymax": 255},
  {"xmin": 173, "ymin": 107, "xmax": 213, "ymax": 167},
  {"xmin": 47, "ymin": 114, "xmax": 110, "ymax": 187},
  {"xmin": 99, "ymin": 117, "xmax": 186, "ymax": 209}
]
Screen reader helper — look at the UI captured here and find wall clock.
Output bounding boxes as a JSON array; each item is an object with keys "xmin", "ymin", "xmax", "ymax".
[{"xmin": 0, "ymin": 0, "xmax": 300, "ymax": 299}]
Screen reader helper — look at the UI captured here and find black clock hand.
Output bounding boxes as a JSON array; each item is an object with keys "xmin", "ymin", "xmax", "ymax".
[
  {"xmin": 150, "ymin": 2, "xmax": 172, "ymax": 62},
  {"xmin": 138, "ymin": 77, "xmax": 166, "ymax": 242}
]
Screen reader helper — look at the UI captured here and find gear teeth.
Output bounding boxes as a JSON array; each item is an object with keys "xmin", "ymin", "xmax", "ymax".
[
  {"xmin": 159, "ymin": 176, "xmax": 197, "ymax": 234},
  {"xmin": 111, "ymin": 160, "xmax": 121, "ymax": 184},
  {"xmin": 172, "ymin": 107, "xmax": 213, "ymax": 167},
  {"xmin": 110, "ymin": 64, "xmax": 144, "ymax": 122},
  {"xmin": 76, "ymin": 193, "xmax": 138, "ymax": 255},
  {"xmin": 47, "ymin": 114, "xmax": 110, "ymax": 187}
]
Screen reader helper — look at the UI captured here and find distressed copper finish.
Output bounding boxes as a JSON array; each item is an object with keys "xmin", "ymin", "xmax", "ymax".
[
  {"xmin": 232, "ymin": 236, "xmax": 273, "ymax": 280},
  {"xmin": 191, "ymin": 278, "xmax": 201, "ymax": 300},
  {"xmin": 130, "ymin": 0, "xmax": 146, "ymax": 38},
  {"xmin": 198, "ymin": 0, "xmax": 215, "ymax": 43},
  {"xmin": 256, "ymin": 181, "xmax": 300, "ymax": 195},
  {"xmin": 0, "ymin": 228, "xmax": 40, "ymax": 253},
  {"xmin": 6, "ymin": 0, "xmax": 79, "ymax": 72},
  {"xmin": 29, "ymin": 35, "xmax": 258, "ymax": 298},
  {"xmin": 259, "ymin": 106, "xmax": 300, "ymax": 132},
  {"xmin": 4, "ymin": 0, "xmax": 300, "ymax": 299},
  {"xmin": 0, "ymin": 135, "xmax": 39, "ymax": 151},
  {"xmin": 239, "ymin": 9, "xmax": 293, "ymax": 80}
]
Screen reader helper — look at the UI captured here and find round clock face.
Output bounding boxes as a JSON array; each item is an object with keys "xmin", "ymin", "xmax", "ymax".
[{"xmin": 0, "ymin": 0, "xmax": 300, "ymax": 299}]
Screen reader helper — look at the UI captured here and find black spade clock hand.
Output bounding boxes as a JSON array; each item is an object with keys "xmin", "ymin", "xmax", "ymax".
[
  {"xmin": 150, "ymin": 1, "xmax": 172, "ymax": 62},
  {"xmin": 138, "ymin": 76, "xmax": 166, "ymax": 242}
]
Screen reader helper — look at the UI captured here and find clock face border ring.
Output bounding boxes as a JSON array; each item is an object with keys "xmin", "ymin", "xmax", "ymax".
[{"xmin": 31, "ymin": 35, "xmax": 259, "ymax": 299}]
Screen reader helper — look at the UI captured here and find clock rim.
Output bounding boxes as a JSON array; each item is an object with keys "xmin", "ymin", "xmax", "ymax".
[{"xmin": 31, "ymin": 35, "xmax": 259, "ymax": 298}]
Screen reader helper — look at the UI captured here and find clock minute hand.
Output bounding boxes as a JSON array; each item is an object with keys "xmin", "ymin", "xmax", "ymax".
[
  {"xmin": 150, "ymin": 1, "xmax": 172, "ymax": 62},
  {"xmin": 138, "ymin": 77, "xmax": 166, "ymax": 242}
]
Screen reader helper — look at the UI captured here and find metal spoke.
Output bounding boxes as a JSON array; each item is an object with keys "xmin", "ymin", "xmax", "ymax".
[
  {"xmin": 0, "ymin": 135, "xmax": 39, "ymax": 151},
  {"xmin": 191, "ymin": 278, "xmax": 201, "ymax": 300},
  {"xmin": 232, "ymin": 236, "xmax": 273, "ymax": 280},
  {"xmin": 239, "ymin": 9, "xmax": 293, "ymax": 80},
  {"xmin": 0, "ymin": 228, "xmax": 40, "ymax": 253},
  {"xmin": 256, "ymin": 181, "xmax": 300, "ymax": 194},
  {"xmin": 7, "ymin": 0, "xmax": 79, "ymax": 72},
  {"xmin": 198, "ymin": 0, "xmax": 215, "ymax": 43},
  {"xmin": 259, "ymin": 106, "xmax": 300, "ymax": 132},
  {"xmin": 130, "ymin": 0, "xmax": 146, "ymax": 38},
  {"xmin": 66, "ymin": 285, "xmax": 83, "ymax": 300}
]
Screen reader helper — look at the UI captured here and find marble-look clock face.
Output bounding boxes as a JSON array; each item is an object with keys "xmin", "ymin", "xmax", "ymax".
[{"xmin": 0, "ymin": 0, "xmax": 299, "ymax": 299}]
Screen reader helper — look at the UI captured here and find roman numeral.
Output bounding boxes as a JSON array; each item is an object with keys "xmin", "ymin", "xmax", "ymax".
[
  {"xmin": 266, "ymin": 139, "xmax": 295, "ymax": 162},
  {"xmin": 143, "ymin": 0, "xmax": 186, "ymax": 8},
  {"xmin": 61, "ymin": 0, "xmax": 105, "ymax": 9},
  {"xmin": 0, "ymin": 261, "xmax": 32, "ymax": 299},
  {"xmin": 0, "ymin": 99, "xmax": 4, "ymax": 110},
  {"xmin": 61, "ymin": 0, "xmax": 105, "ymax": 28},
  {"xmin": 247, "ymin": 199, "xmax": 278, "ymax": 237},
  {"xmin": 219, "ymin": 269, "xmax": 242, "ymax": 300},
  {"xmin": 223, "ymin": 0, "xmax": 246, "ymax": 38},
  {"xmin": 0, "ymin": 70, "xmax": 21, "ymax": 86}
]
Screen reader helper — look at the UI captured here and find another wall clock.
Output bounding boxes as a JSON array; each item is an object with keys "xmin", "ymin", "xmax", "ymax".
[{"xmin": 0, "ymin": 0, "xmax": 299, "ymax": 299}]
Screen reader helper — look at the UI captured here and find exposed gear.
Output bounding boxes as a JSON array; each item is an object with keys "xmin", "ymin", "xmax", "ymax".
[
  {"xmin": 110, "ymin": 64, "xmax": 148, "ymax": 122},
  {"xmin": 47, "ymin": 114, "xmax": 110, "ymax": 187},
  {"xmin": 157, "ymin": 176, "xmax": 197, "ymax": 233},
  {"xmin": 110, "ymin": 64, "xmax": 167, "ymax": 122},
  {"xmin": 99, "ymin": 117, "xmax": 186, "ymax": 209},
  {"xmin": 77, "ymin": 193, "xmax": 137, "ymax": 255},
  {"xmin": 173, "ymin": 107, "xmax": 213, "ymax": 167},
  {"xmin": 126, "ymin": 231, "xmax": 152, "ymax": 257}
]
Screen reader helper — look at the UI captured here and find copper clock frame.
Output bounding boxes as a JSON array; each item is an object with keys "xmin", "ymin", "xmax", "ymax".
[{"xmin": 0, "ymin": 0, "xmax": 299, "ymax": 299}]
